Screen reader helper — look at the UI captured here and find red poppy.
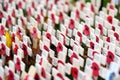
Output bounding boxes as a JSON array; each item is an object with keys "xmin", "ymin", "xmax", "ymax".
[
  {"xmin": 90, "ymin": 42, "xmax": 94, "ymax": 50},
  {"xmin": 27, "ymin": 8, "xmax": 31, "ymax": 16},
  {"xmin": 36, "ymin": 15, "xmax": 41, "ymax": 24},
  {"xmin": 106, "ymin": 37, "xmax": 110, "ymax": 42},
  {"xmin": 77, "ymin": 31, "xmax": 82, "ymax": 43},
  {"xmin": 91, "ymin": 62, "xmax": 99, "ymax": 77},
  {"xmin": 58, "ymin": 60, "xmax": 65, "ymax": 65},
  {"xmin": 14, "ymin": 44, "xmax": 18, "ymax": 54},
  {"xmin": 112, "ymin": 26, "xmax": 115, "ymax": 31},
  {"xmin": 80, "ymin": 3, "xmax": 85, "ymax": 10},
  {"xmin": 114, "ymin": 32, "xmax": 119, "ymax": 41},
  {"xmin": 0, "ymin": 11, "xmax": 4, "ymax": 19},
  {"xmin": 17, "ymin": 1, "xmax": 22, "ymax": 9},
  {"xmin": 61, "ymin": 33, "xmax": 66, "ymax": 44},
  {"xmin": 107, "ymin": 16, "xmax": 113, "ymax": 24},
  {"xmin": 7, "ymin": 15, "xmax": 12, "ymax": 26},
  {"xmin": 51, "ymin": 13, "xmax": 55, "ymax": 24},
  {"xmin": 34, "ymin": 73, "xmax": 40, "ymax": 80},
  {"xmin": 98, "ymin": 24, "xmax": 103, "ymax": 35},
  {"xmin": 7, "ymin": 70, "xmax": 14, "ymax": 80},
  {"xmin": 16, "ymin": 27, "xmax": 21, "ymax": 38},
  {"xmin": 70, "ymin": 52, "xmax": 78, "ymax": 64},
  {"xmin": 46, "ymin": 33, "xmax": 52, "ymax": 42},
  {"xmin": 32, "ymin": 1, "xmax": 35, "ymax": 8},
  {"xmin": 4, "ymin": 3, "xmax": 8, "ymax": 11},
  {"xmin": 109, "ymin": 4, "xmax": 114, "ymax": 10},
  {"xmin": 83, "ymin": 25, "xmax": 90, "ymax": 36},
  {"xmin": 92, "ymin": 51, "xmax": 98, "ymax": 59},
  {"xmin": 15, "ymin": 58, "xmax": 21, "ymax": 71},
  {"xmin": 0, "ymin": 43, "xmax": 6, "ymax": 56},
  {"xmin": 39, "ymin": 58, "xmax": 42, "ymax": 65},
  {"xmin": 44, "ymin": 45, "xmax": 49, "ymax": 52},
  {"xmin": 71, "ymin": 67, "xmax": 78, "ymax": 79},
  {"xmin": 20, "ymin": 17, "xmax": 25, "ymax": 26},
  {"xmin": 41, "ymin": 67, "xmax": 46, "ymax": 78},
  {"xmin": 96, "ymin": 36, "xmax": 99, "ymax": 43},
  {"xmin": 0, "ymin": 25, "xmax": 4, "ymax": 36},
  {"xmin": 69, "ymin": 19, "xmax": 75, "ymax": 30},
  {"xmin": 91, "ymin": 4, "xmax": 94, "ymax": 12},
  {"xmin": 59, "ymin": 12, "xmax": 64, "ymax": 22},
  {"xmin": 76, "ymin": 9, "xmax": 80, "ymax": 19},
  {"xmin": 57, "ymin": 73, "xmax": 64, "ymax": 80},
  {"xmin": 56, "ymin": 42, "xmax": 63, "ymax": 53},
  {"xmin": 12, "ymin": 33, "xmax": 15, "ymax": 42},
  {"xmin": 12, "ymin": 10, "xmax": 15, "ymax": 17},
  {"xmin": 106, "ymin": 51, "xmax": 114, "ymax": 65},
  {"xmin": 22, "ymin": 44, "xmax": 28, "ymax": 56},
  {"xmin": 31, "ymin": 27, "xmax": 38, "ymax": 39}
]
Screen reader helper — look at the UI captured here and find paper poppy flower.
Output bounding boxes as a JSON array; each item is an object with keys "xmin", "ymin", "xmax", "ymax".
[
  {"xmin": 57, "ymin": 73, "xmax": 64, "ymax": 80},
  {"xmin": 91, "ymin": 62, "xmax": 99, "ymax": 77},
  {"xmin": 106, "ymin": 37, "xmax": 110, "ymax": 42},
  {"xmin": 77, "ymin": 31, "xmax": 82, "ymax": 43},
  {"xmin": 76, "ymin": 9, "xmax": 80, "ymax": 19},
  {"xmin": 15, "ymin": 58, "xmax": 21, "ymax": 71},
  {"xmin": 31, "ymin": 27, "xmax": 38, "ymax": 39},
  {"xmin": 0, "ymin": 43, "xmax": 6, "ymax": 56},
  {"xmin": 59, "ymin": 12, "xmax": 64, "ymax": 22},
  {"xmin": 96, "ymin": 36, "xmax": 99, "ymax": 43},
  {"xmin": 46, "ymin": 33, "xmax": 52, "ymax": 42},
  {"xmin": 36, "ymin": 15, "xmax": 41, "ymax": 24},
  {"xmin": 27, "ymin": 8, "xmax": 32, "ymax": 16},
  {"xmin": 90, "ymin": 42, "xmax": 94, "ymax": 50},
  {"xmin": 41, "ymin": 67, "xmax": 46, "ymax": 78},
  {"xmin": 69, "ymin": 19, "xmax": 75, "ymax": 30},
  {"xmin": 0, "ymin": 11, "xmax": 3, "ymax": 19},
  {"xmin": 22, "ymin": 44, "xmax": 28, "ymax": 56},
  {"xmin": 14, "ymin": 44, "xmax": 18, "ymax": 54},
  {"xmin": 114, "ymin": 32, "xmax": 119, "ymax": 41},
  {"xmin": 98, "ymin": 24, "xmax": 103, "ymax": 35},
  {"xmin": 70, "ymin": 52, "xmax": 78, "ymax": 64},
  {"xmin": 44, "ymin": 45, "xmax": 49, "ymax": 52},
  {"xmin": 71, "ymin": 67, "xmax": 78, "ymax": 79},
  {"xmin": 83, "ymin": 25, "xmax": 90, "ymax": 36},
  {"xmin": 0, "ymin": 25, "xmax": 4, "ymax": 36},
  {"xmin": 112, "ymin": 26, "xmax": 115, "ymax": 31},
  {"xmin": 56, "ymin": 42, "xmax": 63, "ymax": 53},
  {"xmin": 7, "ymin": 70, "xmax": 14, "ymax": 80},
  {"xmin": 80, "ymin": 3, "xmax": 85, "ymax": 10},
  {"xmin": 7, "ymin": 15, "xmax": 12, "ymax": 26},
  {"xmin": 91, "ymin": 4, "xmax": 94, "ymax": 12},
  {"xmin": 107, "ymin": 16, "xmax": 113, "ymax": 24},
  {"xmin": 51, "ymin": 13, "xmax": 55, "ymax": 24},
  {"xmin": 12, "ymin": 10, "xmax": 16, "ymax": 17},
  {"xmin": 17, "ymin": 1, "xmax": 22, "ymax": 9},
  {"xmin": 106, "ymin": 51, "xmax": 114, "ymax": 65},
  {"xmin": 109, "ymin": 4, "xmax": 114, "ymax": 10},
  {"xmin": 34, "ymin": 73, "xmax": 40, "ymax": 80}
]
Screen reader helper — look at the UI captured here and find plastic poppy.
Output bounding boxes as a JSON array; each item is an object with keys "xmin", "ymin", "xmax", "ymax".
[
  {"xmin": 7, "ymin": 15, "xmax": 12, "ymax": 26},
  {"xmin": 70, "ymin": 52, "xmax": 78, "ymax": 64},
  {"xmin": 77, "ymin": 31, "xmax": 82, "ymax": 43},
  {"xmin": 114, "ymin": 32, "xmax": 119, "ymax": 41},
  {"xmin": 17, "ymin": 1, "xmax": 22, "ymax": 9},
  {"xmin": 69, "ymin": 19, "xmax": 75, "ymax": 30},
  {"xmin": 31, "ymin": 27, "xmax": 38, "ymax": 39},
  {"xmin": 14, "ymin": 44, "xmax": 18, "ymax": 54},
  {"xmin": 83, "ymin": 25, "xmax": 90, "ymax": 36},
  {"xmin": 57, "ymin": 73, "xmax": 64, "ymax": 80},
  {"xmin": 91, "ymin": 4, "xmax": 94, "ymax": 12},
  {"xmin": 51, "ymin": 13, "xmax": 55, "ymax": 24},
  {"xmin": 0, "ymin": 25, "xmax": 4, "ymax": 36},
  {"xmin": 34, "ymin": 73, "xmax": 40, "ymax": 80},
  {"xmin": 46, "ymin": 33, "xmax": 52, "ymax": 42},
  {"xmin": 96, "ymin": 36, "xmax": 99, "ymax": 43},
  {"xmin": 71, "ymin": 67, "xmax": 78, "ymax": 79},
  {"xmin": 107, "ymin": 16, "xmax": 113, "ymax": 24},
  {"xmin": 90, "ymin": 42, "xmax": 94, "ymax": 50},
  {"xmin": 36, "ymin": 15, "xmax": 41, "ymax": 24},
  {"xmin": 98, "ymin": 24, "xmax": 103, "ymax": 35},
  {"xmin": 91, "ymin": 62, "xmax": 99, "ymax": 77},
  {"xmin": 44, "ymin": 45, "xmax": 49, "ymax": 52},
  {"xmin": 56, "ymin": 42, "xmax": 63, "ymax": 53},
  {"xmin": 0, "ymin": 43, "xmax": 6, "ymax": 56},
  {"xmin": 76, "ymin": 9, "xmax": 80, "ymax": 19},
  {"xmin": 80, "ymin": 3, "xmax": 85, "ymax": 10},
  {"xmin": 22, "ymin": 44, "xmax": 28, "ymax": 56},
  {"xmin": 15, "ymin": 58, "xmax": 21, "ymax": 71},
  {"xmin": 106, "ymin": 37, "xmax": 110, "ymax": 42},
  {"xmin": 0, "ymin": 11, "xmax": 3, "ymax": 19},
  {"xmin": 59, "ymin": 12, "xmax": 64, "ymax": 22},
  {"xmin": 41, "ymin": 67, "xmax": 46, "ymax": 78},
  {"xmin": 106, "ymin": 51, "xmax": 114, "ymax": 65},
  {"xmin": 7, "ymin": 70, "xmax": 14, "ymax": 80},
  {"xmin": 112, "ymin": 26, "xmax": 115, "ymax": 31}
]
